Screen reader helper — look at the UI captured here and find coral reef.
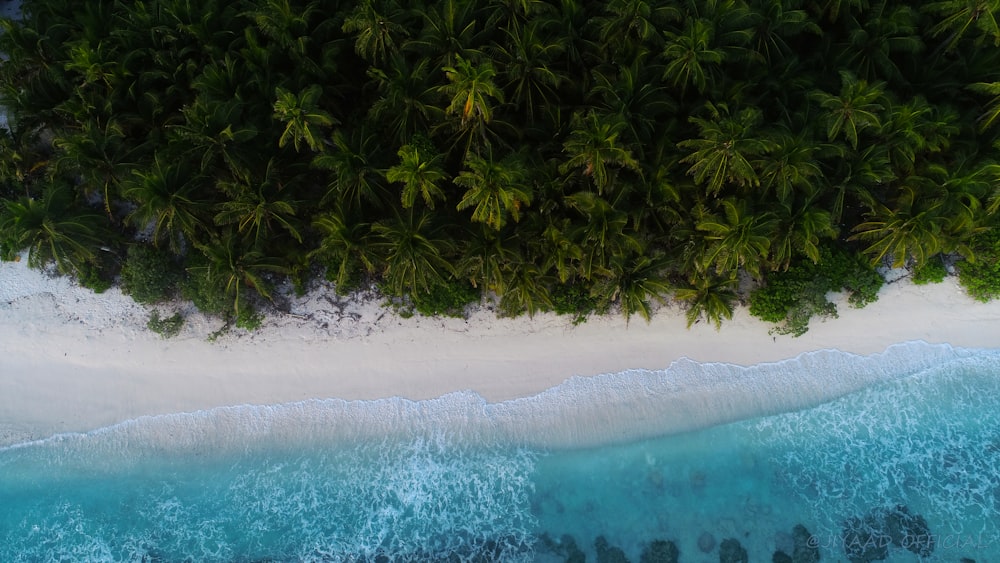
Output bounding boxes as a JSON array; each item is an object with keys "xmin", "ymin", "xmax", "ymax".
[
  {"xmin": 640, "ymin": 539, "xmax": 680, "ymax": 563},
  {"xmin": 719, "ymin": 538, "xmax": 748, "ymax": 563}
]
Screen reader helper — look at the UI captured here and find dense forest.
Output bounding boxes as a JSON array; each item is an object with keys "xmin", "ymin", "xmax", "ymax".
[{"xmin": 1, "ymin": 0, "xmax": 999, "ymax": 331}]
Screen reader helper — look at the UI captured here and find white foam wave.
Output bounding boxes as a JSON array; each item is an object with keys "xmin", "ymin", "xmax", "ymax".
[
  {"xmin": 2, "ymin": 341, "xmax": 997, "ymax": 461},
  {"xmin": 751, "ymin": 350, "xmax": 1000, "ymax": 544},
  {"xmin": 2, "ymin": 434, "xmax": 539, "ymax": 562}
]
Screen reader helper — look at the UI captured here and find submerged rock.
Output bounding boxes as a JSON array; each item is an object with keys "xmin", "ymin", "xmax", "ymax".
[
  {"xmin": 841, "ymin": 505, "xmax": 934, "ymax": 562},
  {"xmin": 792, "ymin": 524, "xmax": 820, "ymax": 563},
  {"xmin": 698, "ymin": 531, "xmax": 717, "ymax": 553},
  {"xmin": 774, "ymin": 531, "xmax": 794, "ymax": 555},
  {"xmin": 719, "ymin": 538, "xmax": 748, "ymax": 563},
  {"xmin": 640, "ymin": 539, "xmax": 679, "ymax": 563},
  {"xmin": 770, "ymin": 524, "xmax": 821, "ymax": 563},
  {"xmin": 841, "ymin": 515, "xmax": 890, "ymax": 563},
  {"xmin": 595, "ymin": 535, "xmax": 630, "ymax": 563},
  {"xmin": 884, "ymin": 505, "xmax": 933, "ymax": 557}
]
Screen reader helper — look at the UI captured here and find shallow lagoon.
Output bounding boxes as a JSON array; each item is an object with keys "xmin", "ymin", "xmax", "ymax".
[{"xmin": 2, "ymin": 342, "xmax": 998, "ymax": 562}]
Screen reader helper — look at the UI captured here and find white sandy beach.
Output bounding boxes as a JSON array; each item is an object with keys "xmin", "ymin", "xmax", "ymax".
[{"xmin": 1, "ymin": 255, "xmax": 999, "ymax": 447}]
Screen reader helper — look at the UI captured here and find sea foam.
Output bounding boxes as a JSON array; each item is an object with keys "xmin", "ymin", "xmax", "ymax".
[{"xmin": 1, "ymin": 341, "xmax": 993, "ymax": 461}]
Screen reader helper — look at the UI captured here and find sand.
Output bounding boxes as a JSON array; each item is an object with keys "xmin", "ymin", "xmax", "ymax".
[{"xmin": 1, "ymin": 255, "xmax": 999, "ymax": 447}]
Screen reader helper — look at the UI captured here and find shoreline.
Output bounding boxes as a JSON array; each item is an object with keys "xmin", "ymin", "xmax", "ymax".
[{"xmin": 2, "ymin": 257, "xmax": 1000, "ymax": 447}]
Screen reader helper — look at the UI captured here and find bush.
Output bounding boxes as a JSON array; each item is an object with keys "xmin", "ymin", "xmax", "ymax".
[
  {"xmin": 180, "ymin": 257, "xmax": 232, "ymax": 317},
  {"xmin": 147, "ymin": 310, "xmax": 184, "ymax": 338},
  {"xmin": 76, "ymin": 257, "xmax": 116, "ymax": 293},
  {"xmin": 750, "ymin": 245, "xmax": 884, "ymax": 336},
  {"xmin": 236, "ymin": 307, "xmax": 264, "ymax": 331},
  {"xmin": 121, "ymin": 245, "xmax": 182, "ymax": 304},
  {"xmin": 912, "ymin": 259, "xmax": 948, "ymax": 285},
  {"xmin": 958, "ymin": 230, "xmax": 1000, "ymax": 302},
  {"xmin": 325, "ymin": 263, "xmax": 364, "ymax": 295},
  {"xmin": 749, "ymin": 272, "xmax": 837, "ymax": 336},
  {"xmin": 550, "ymin": 282, "xmax": 601, "ymax": 324},
  {"xmin": 412, "ymin": 279, "xmax": 480, "ymax": 317}
]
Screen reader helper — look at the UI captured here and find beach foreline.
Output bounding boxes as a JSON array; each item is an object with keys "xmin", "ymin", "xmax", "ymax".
[{"xmin": 1, "ymin": 255, "xmax": 999, "ymax": 447}]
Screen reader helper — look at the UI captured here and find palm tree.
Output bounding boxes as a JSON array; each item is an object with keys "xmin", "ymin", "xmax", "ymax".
[
  {"xmin": 679, "ymin": 103, "xmax": 777, "ymax": 196},
  {"xmin": 52, "ymin": 118, "xmax": 139, "ymax": 215},
  {"xmin": 367, "ymin": 55, "xmax": 443, "ymax": 146},
  {"xmin": 191, "ymin": 232, "xmax": 290, "ymax": 319},
  {"xmin": 924, "ymin": 0, "xmax": 1000, "ymax": 52},
  {"xmin": 213, "ymin": 158, "xmax": 303, "ymax": 245},
  {"xmin": 498, "ymin": 260, "xmax": 554, "ymax": 317},
  {"xmin": 437, "ymin": 55, "xmax": 506, "ymax": 156},
  {"xmin": 747, "ymin": 0, "xmax": 821, "ymax": 65},
  {"xmin": 272, "ymin": 84, "xmax": 337, "ymax": 153},
  {"xmin": 62, "ymin": 38, "xmax": 124, "ymax": 91},
  {"xmin": 596, "ymin": 251, "xmax": 672, "ymax": 323},
  {"xmin": 342, "ymin": 0, "xmax": 410, "ymax": 65},
  {"xmin": 372, "ymin": 209, "xmax": 457, "ymax": 298},
  {"xmin": 810, "ymin": 71, "xmax": 886, "ymax": 150},
  {"xmin": 674, "ymin": 274, "xmax": 737, "ymax": 329},
  {"xmin": 241, "ymin": 0, "xmax": 317, "ymax": 57},
  {"xmin": 807, "ymin": 0, "xmax": 869, "ymax": 23},
  {"xmin": 560, "ymin": 110, "xmax": 641, "ymax": 194},
  {"xmin": 849, "ymin": 203, "xmax": 946, "ymax": 267},
  {"xmin": 967, "ymin": 81, "xmax": 1000, "ymax": 131},
  {"xmin": 312, "ymin": 128, "xmax": 389, "ymax": 210},
  {"xmin": 770, "ymin": 188, "xmax": 838, "ymax": 269},
  {"xmin": 386, "ymin": 140, "xmax": 449, "ymax": 209},
  {"xmin": 661, "ymin": 18, "xmax": 725, "ymax": 97},
  {"xmin": 834, "ymin": 3, "xmax": 922, "ymax": 84},
  {"xmin": 593, "ymin": 0, "xmax": 678, "ymax": 58},
  {"xmin": 0, "ymin": 180, "xmax": 111, "ymax": 275},
  {"xmin": 457, "ymin": 225, "xmax": 522, "ymax": 293},
  {"xmin": 590, "ymin": 55, "xmax": 676, "ymax": 149},
  {"xmin": 532, "ymin": 216, "xmax": 583, "ymax": 284},
  {"xmin": 454, "ymin": 150, "xmax": 532, "ymax": 230},
  {"xmin": 124, "ymin": 156, "xmax": 212, "ymax": 252},
  {"xmin": 311, "ymin": 209, "xmax": 377, "ymax": 289},
  {"xmin": 538, "ymin": 0, "xmax": 600, "ymax": 82},
  {"xmin": 848, "ymin": 164, "xmax": 987, "ymax": 267},
  {"xmin": 875, "ymin": 96, "xmax": 959, "ymax": 174},
  {"xmin": 168, "ymin": 97, "xmax": 258, "ymax": 179},
  {"xmin": 754, "ymin": 127, "xmax": 826, "ymax": 204},
  {"xmin": 696, "ymin": 198, "xmax": 776, "ymax": 278},
  {"xmin": 405, "ymin": 0, "xmax": 484, "ymax": 69},
  {"xmin": 487, "ymin": 0, "xmax": 553, "ymax": 29},
  {"xmin": 490, "ymin": 19, "xmax": 566, "ymax": 125},
  {"xmin": 565, "ymin": 191, "xmax": 641, "ymax": 280},
  {"xmin": 188, "ymin": 55, "xmax": 254, "ymax": 104},
  {"xmin": 828, "ymin": 143, "xmax": 894, "ymax": 225}
]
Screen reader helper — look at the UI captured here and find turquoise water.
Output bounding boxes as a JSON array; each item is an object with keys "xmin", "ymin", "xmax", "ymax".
[{"xmin": 2, "ymin": 342, "xmax": 999, "ymax": 562}]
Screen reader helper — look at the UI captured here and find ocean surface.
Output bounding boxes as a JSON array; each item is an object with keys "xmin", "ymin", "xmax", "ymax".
[{"xmin": 2, "ymin": 341, "xmax": 999, "ymax": 562}]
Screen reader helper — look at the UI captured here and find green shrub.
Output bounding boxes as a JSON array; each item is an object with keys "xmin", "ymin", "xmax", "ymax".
[
  {"xmin": 750, "ymin": 245, "xmax": 884, "ymax": 336},
  {"xmin": 749, "ymin": 272, "xmax": 837, "ymax": 336},
  {"xmin": 147, "ymin": 310, "xmax": 184, "ymax": 338},
  {"xmin": 840, "ymin": 259, "xmax": 884, "ymax": 307},
  {"xmin": 912, "ymin": 259, "xmax": 948, "ymax": 285},
  {"xmin": 236, "ymin": 307, "xmax": 264, "ymax": 331},
  {"xmin": 958, "ymin": 230, "xmax": 1000, "ymax": 302},
  {"xmin": 76, "ymin": 259, "xmax": 115, "ymax": 293},
  {"xmin": 121, "ymin": 245, "xmax": 182, "ymax": 304},
  {"xmin": 412, "ymin": 279, "xmax": 480, "ymax": 317},
  {"xmin": 325, "ymin": 264, "xmax": 364, "ymax": 296},
  {"xmin": 180, "ymin": 255, "xmax": 232, "ymax": 317},
  {"xmin": 549, "ymin": 282, "xmax": 600, "ymax": 324}
]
